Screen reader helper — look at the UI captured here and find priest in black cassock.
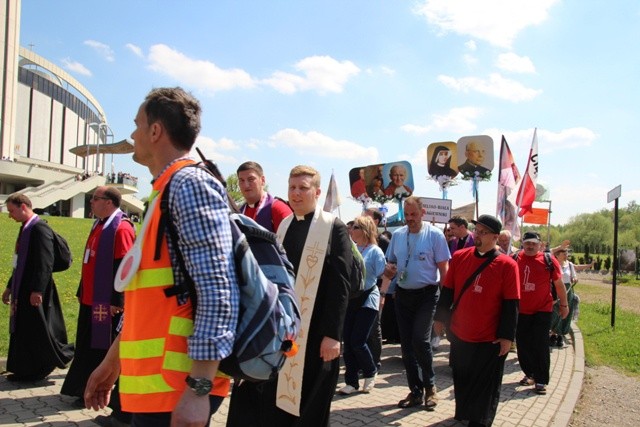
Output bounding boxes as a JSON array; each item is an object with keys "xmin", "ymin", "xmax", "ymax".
[
  {"xmin": 2, "ymin": 194, "xmax": 74, "ymax": 381},
  {"xmin": 226, "ymin": 165, "xmax": 352, "ymax": 427}
]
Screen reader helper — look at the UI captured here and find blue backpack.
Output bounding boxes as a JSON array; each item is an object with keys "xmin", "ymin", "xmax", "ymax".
[{"xmin": 158, "ymin": 158, "xmax": 300, "ymax": 382}]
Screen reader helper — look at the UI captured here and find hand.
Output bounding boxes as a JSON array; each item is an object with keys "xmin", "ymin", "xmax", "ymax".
[
  {"xmin": 493, "ymin": 338, "xmax": 512, "ymax": 356},
  {"xmin": 559, "ymin": 304, "xmax": 570, "ymax": 319},
  {"xmin": 29, "ymin": 292, "xmax": 43, "ymax": 307},
  {"xmin": 84, "ymin": 336, "xmax": 121, "ymax": 410},
  {"xmin": 319, "ymin": 336, "xmax": 341, "ymax": 362},
  {"xmin": 383, "ymin": 263, "xmax": 397, "ymax": 279},
  {"xmin": 2, "ymin": 288, "xmax": 10, "ymax": 305},
  {"xmin": 110, "ymin": 305, "xmax": 123, "ymax": 316},
  {"xmin": 171, "ymin": 389, "xmax": 210, "ymax": 427},
  {"xmin": 433, "ymin": 321, "xmax": 445, "ymax": 337}
]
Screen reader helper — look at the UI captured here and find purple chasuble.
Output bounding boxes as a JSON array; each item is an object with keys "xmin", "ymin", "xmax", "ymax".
[{"xmin": 91, "ymin": 210, "xmax": 124, "ymax": 349}]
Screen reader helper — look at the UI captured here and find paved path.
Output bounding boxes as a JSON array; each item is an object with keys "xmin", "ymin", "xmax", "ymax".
[{"xmin": 1, "ymin": 327, "xmax": 584, "ymax": 426}]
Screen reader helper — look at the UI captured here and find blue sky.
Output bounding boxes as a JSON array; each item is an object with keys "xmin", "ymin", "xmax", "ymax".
[{"xmin": 19, "ymin": 0, "xmax": 640, "ymax": 225}]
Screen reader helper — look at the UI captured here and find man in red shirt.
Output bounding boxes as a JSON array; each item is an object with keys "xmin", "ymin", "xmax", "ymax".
[
  {"xmin": 513, "ymin": 231, "xmax": 569, "ymax": 396},
  {"xmin": 435, "ymin": 214, "xmax": 519, "ymax": 427},
  {"xmin": 61, "ymin": 186, "xmax": 135, "ymax": 426},
  {"xmin": 237, "ymin": 161, "xmax": 292, "ymax": 232}
]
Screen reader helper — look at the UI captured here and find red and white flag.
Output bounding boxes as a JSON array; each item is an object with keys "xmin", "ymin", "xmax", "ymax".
[
  {"xmin": 496, "ymin": 135, "xmax": 522, "ymax": 240},
  {"xmin": 516, "ymin": 128, "xmax": 539, "ymax": 217},
  {"xmin": 323, "ymin": 171, "xmax": 342, "ymax": 213}
]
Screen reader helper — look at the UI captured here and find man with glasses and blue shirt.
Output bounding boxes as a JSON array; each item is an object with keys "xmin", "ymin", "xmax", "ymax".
[{"xmin": 384, "ymin": 196, "xmax": 450, "ymax": 411}]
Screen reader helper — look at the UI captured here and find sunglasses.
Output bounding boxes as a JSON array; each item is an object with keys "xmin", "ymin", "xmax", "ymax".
[
  {"xmin": 352, "ymin": 225, "xmax": 361, "ymax": 230},
  {"xmin": 91, "ymin": 195, "xmax": 110, "ymax": 201}
]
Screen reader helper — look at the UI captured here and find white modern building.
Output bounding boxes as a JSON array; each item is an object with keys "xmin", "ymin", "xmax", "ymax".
[{"xmin": 0, "ymin": 0, "xmax": 143, "ymax": 217}]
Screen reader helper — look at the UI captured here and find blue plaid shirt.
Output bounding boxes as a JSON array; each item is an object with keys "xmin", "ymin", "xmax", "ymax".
[{"xmin": 161, "ymin": 158, "xmax": 239, "ymax": 361}]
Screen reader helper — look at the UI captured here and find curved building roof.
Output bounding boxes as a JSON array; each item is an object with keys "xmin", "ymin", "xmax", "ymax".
[{"xmin": 18, "ymin": 46, "xmax": 107, "ymax": 122}]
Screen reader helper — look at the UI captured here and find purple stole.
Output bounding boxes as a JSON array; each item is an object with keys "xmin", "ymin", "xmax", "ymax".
[
  {"xmin": 90, "ymin": 210, "xmax": 124, "ymax": 349},
  {"xmin": 241, "ymin": 193, "xmax": 274, "ymax": 231},
  {"xmin": 10, "ymin": 215, "xmax": 40, "ymax": 333}
]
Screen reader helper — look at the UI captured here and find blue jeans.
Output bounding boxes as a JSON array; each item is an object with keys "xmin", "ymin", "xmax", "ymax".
[
  {"xmin": 343, "ymin": 306, "xmax": 378, "ymax": 388},
  {"xmin": 131, "ymin": 395, "xmax": 224, "ymax": 427},
  {"xmin": 394, "ymin": 285, "xmax": 439, "ymax": 396}
]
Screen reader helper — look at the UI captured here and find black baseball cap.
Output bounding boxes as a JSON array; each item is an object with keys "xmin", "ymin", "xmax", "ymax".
[
  {"xmin": 471, "ymin": 214, "xmax": 502, "ymax": 234},
  {"xmin": 522, "ymin": 231, "xmax": 541, "ymax": 243}
]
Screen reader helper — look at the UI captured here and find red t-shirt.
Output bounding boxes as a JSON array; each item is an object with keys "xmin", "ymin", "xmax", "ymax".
[
  {"xmin": 516, "ymin": 252, "xmax": 562, "ymax": 314},
  {"xmin": 443, "ymin": 247, "xmax": 520, "ymax": 342},
  {"xmin": 81, "ymin": 220, "xmax": 135, "ymax": 305},
  {"xmin": 243, "ymin": 195, "xmax": 292, "ymax": 232}
]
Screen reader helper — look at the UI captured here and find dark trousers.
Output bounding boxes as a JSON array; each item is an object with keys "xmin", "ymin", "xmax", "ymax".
[
  {"xmin": 381, "ymin": 294, "xmax": 400, "ymax": 343},
  {"xmin": 394, "ymin": 285, "xmax": 439, "ymax": 396},
  {"xmin": 516, "ymin": 311, "xmax": 552, "ymax": 385},
  {"xmin": 366, "ymin": 310, "xmax": 382, "ymax": 367},
  {"xmin": 131, "ymin": 395, "xmax": 223, "ymax": 427},
  {"xmin": 343, "ymin": 307, "xmax": 378, "ymax": 387},
  {"xmin": 450, "ymin": 334, "xmax": 506, "ymax": 427}
]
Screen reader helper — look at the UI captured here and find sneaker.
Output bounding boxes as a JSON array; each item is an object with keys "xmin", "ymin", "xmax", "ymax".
[
  {"xmin": 519, "ymin": 376, "xmax": 534, "ymax": 386},
  {"xmin": 549, "ymin": 334, "xmax": 557, "ymax": 346},
  {"xmin": 534, "ymin": 383, "xmax": 547, "ymax": 395},
  {"xmin": 424, "ymin": 385, "xmax": 438, "ymax": 411},
  {"xmin": 556, "ymin": 335, "xmax": 565, "ymax": 348},
  {"xmin": 338, "ymin": 385, "xmax": 358, "ymax": 395},
  {"xmin": 362, "ymin": 374, "xmax": 377, "ymax": 393}
]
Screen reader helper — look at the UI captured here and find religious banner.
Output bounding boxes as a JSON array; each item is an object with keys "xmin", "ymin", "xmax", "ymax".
[
  {"xmin": 426, "ymin": 141, "xmax": 458, "ymax": 197},
  {"xmin": 419, "ymin": 197, "xmax": 452, "ymax": 224}
]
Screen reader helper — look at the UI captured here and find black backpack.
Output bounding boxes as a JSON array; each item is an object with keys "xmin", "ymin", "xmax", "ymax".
[{"xmin": 51, "ymin": 229, "xmax": 72, "ymax": 272}]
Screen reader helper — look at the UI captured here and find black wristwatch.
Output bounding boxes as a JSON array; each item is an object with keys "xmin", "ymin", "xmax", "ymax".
[{"xmin": 185, "ymin": 375, "xmax": 212, "ymax": 396}]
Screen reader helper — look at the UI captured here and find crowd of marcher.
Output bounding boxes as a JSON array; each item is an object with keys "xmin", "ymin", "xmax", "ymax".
[{"xmin": 2, "ymin": 87, "xmax": 586, "ymax": 427}]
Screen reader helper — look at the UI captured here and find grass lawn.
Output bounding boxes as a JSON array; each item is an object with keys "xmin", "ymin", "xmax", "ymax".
[{"xmin": 577, "ymin": 302, "xmax": 640, "ymax": 376}]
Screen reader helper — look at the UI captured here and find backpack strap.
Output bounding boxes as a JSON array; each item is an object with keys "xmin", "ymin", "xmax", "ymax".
[{"xmin": 450, "ymin": 250, "xmax": 499, "ymax": 312}]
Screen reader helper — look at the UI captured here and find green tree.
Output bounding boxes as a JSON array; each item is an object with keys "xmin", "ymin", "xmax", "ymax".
[{"xmin": 225, "ymin": 173, "xmax": 245, "ymax": 205}]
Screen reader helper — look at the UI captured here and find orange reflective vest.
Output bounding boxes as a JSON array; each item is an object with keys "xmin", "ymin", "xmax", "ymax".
[{"xmin": 119, "ymin": 159, "xmax": 229, "ymax": 413}]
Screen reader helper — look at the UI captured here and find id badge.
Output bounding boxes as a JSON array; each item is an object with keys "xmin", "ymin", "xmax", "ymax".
[{"xmin": 399, "ymin": 270, "xmax": 407, "ymax": 284}]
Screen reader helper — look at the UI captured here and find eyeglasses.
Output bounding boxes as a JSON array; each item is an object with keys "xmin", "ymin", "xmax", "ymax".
[
  {"xmin": 91, "ymin": 195, "xmax": 110, "ymax": 201},
  {"xmin": 473, "ymin": 229, "xmax": 495, "ymax": 237},
  {"xmin": 352, "ymin": 225, "xmax": 361, "ymax": 230}
]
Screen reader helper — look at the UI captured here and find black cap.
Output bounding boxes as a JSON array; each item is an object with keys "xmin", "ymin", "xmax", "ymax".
[
  {"xmin": 522, "ymin": 231, "xmax": 541, "ymax": 243},
  {"xmin": 471, "ymin": 214, "xmax": 502, "ymax": 234}
]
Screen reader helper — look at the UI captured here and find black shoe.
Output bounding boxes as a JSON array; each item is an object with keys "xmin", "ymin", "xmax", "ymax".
[
  {"xmin": 6, "ymin": 373, "xmax": 47, "ymax": 382},
  {"xmin": 549, "ymin": 334, "xmax": 557, "ymax": 346},
  {"xmin": 71, "ymin": 397, "xmax": 85, "ymax": 409},
  {"xmin": 556, "ymin": 335, "xmax": 565, "ymax": 347}
]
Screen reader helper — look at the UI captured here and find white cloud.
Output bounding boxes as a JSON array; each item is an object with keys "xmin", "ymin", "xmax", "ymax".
[
  {"xmin": 485, "ymin": 127, "xmax": 597, "ymax": 155},
  {"xmin": 192, "ymin": 136, "xmax": 240, "ymax": 164},
  {"xmin": 61, "ymin": 58, "xmax": 91, "ymax": 76},
  {"xmin": 84, "ymin": 40, "xmax": 115, "ymax": 62},
  {"xmin": 270, "ymin": 128, "xmax": 378, "ymax": 162},
  {"xmin": 147, "ymin": 44, "xmax": 255, "ymax": 94},
  {"xmin": 263, "ymin": 55, "xmax": 360, "ymax": 95},
  {"xmin": 381, "ymin": 66, "xmax": 396, "ymax": 76},
  {"xmin": 463, "ymin": 54, "xmax": 478, "ymax": 66},
  {"xmin": 125, "ymin": 43, "xmax": 143, "ymax": 58},
  {"xmin": 413, "ymin": 0, "xmax": 559, "ymax": 48},
  {"xmin": 402, "ymin": 107, "xmax": 483, "ymax": 135},
  {"xmin": 464, "ymin": 40, "xmax": 477, "ymax": 51},
  {"xmin": 496, "ymin": 52, "xmax": 536, "ymax": 73},
  {"xmin": 438, "ymin": 73, "xmax": 542, "ymax": 101}
]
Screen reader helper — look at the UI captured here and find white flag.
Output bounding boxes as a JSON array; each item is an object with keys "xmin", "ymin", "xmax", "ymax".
[{"xmin": 323, "ymin": 171, "xmax": 341, "ymax": 213}]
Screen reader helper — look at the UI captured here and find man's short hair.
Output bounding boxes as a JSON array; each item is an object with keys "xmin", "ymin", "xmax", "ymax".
[
  {"xmin": 448, "ymin": 215, "xmax": 468, "ymax": 228},
  {"xmin": 102, "ymin": 187, "xmax": 122, "ymax": 207},
  {"xmin": 389, "ymin": 164, "xmax": 407, "ymax": 175},
  {"xmin": 404, "ymin": 196, "xmax": 423, "ymax": 210},
  {"xmin": 289, "ymin": 165, "xmax": 321, "ymax": 188},
  {"xmin": 237, "ymin": 161, "xmax": 264, "ymax": 177},
  {"xmin": 144, "ymin": 87, "xmax": 201, "ymax": 151},
  {"xmin": 499, "ymin": 229, "xmax": 512, "ymax": 238},
  {"xmin": 6, "ymin": 193, "xmax": 32, "ymax": 208}
]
